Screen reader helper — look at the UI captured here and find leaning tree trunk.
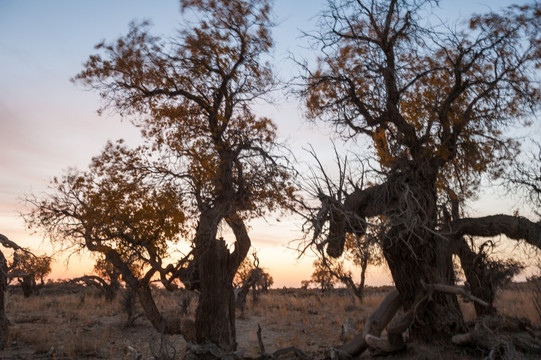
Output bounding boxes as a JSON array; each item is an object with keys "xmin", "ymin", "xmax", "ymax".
[
  {"xmin": 453, "ymin": 237, "xmax": 496, "ymax": 316},
  {"xmin": 101, "ymin": 249, "xmax": 179, "ymax": 334}
]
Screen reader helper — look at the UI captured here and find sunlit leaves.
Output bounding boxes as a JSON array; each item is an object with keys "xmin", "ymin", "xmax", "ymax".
[
  {"xmin": 27, "ymin": 142, "xmax": 186, "ymax": 266},
  {"xmin": 72, "ymin": 0, "xmax": 294, "ymax": 224}
]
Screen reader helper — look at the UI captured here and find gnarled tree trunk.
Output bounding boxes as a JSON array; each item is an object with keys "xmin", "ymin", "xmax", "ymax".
[
  {"xmin": 328, "ymin": 169, "xmax": 465, "ymax": 342},
  {"xmin": 193, "ymin": 211, "xmax": 251, "ymax": 351},
  {"xmin": 384, "ymin": 172, "xmax": 464, "ymax": 341}
]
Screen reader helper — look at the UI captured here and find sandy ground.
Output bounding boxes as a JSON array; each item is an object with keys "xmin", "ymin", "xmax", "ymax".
[{"xmin": 0, "ymin": 284, "xmax": 539, "ymax": 359}]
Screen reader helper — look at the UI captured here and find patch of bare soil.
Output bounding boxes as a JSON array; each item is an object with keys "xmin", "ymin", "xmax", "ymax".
[{"xmin": 0, "ymin": 284, "xmax": 539, "ymax": 359}]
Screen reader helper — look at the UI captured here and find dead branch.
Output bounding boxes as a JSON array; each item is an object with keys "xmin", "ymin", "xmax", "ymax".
[
  {"xmin": 338, "ymin": 288, "xmax": 402, "ymax": 359},
  {"xmin": 423, "ymin": 282, "xmax": 489, "ymax": 307},
  {"xmin": 269, "ymin": 347, "xmax": 311, "ymax": 359},
  {"xmin": 0, "ymin": 234, "xmax": 25, "ymax": 252},
  {"xmin": 447, "ymin": 215, "xmax": 541, "ymax": 250},
  {"xmin": 340, "ymin": 283, "xmax": 493, "ymax": 358},
  {"xmin": 253, "ymin": 324, "xmax": 311, "ymax": 360},
  {"xmin": 257, "ymin": 323, "xmax": 266, "ymax": 355},
  {"xmin": 452, "ymin": 316, "xmax": 541, "ymax": 358}
]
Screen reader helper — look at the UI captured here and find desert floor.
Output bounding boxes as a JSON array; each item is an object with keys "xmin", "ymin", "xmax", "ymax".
[{"xmin": 0, "ymin": 283, "xmax": 539, "ymax": 359}]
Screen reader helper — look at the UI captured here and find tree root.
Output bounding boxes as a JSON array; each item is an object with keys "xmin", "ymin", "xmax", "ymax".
[
  {"xmin": 182, "ymin": 324, "xmax": 311, "ymax": 360},
  {"xmin": 338, "ymin": 283, "xmax": 506, "ymax": 359},
  {"xmin": 452, "ymin": 315, "xmax": 541, "ymax": 358}
]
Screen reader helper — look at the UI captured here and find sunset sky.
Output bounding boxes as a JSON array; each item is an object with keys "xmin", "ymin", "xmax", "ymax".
[{"xmin": 0, "ymin": 0, "xmax": 533, "ymax": 288}]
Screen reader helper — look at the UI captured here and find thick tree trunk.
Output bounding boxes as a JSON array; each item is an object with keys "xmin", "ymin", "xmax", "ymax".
[
  {"xmin": 384, "ymin": 172, "xmax": 464, "ymax": 342},
  {"xmin": 329, "ymin": 170, "xmax": 465, "ymax": 342},
  {"xmin": 193, "ymin": 211, "xmax": 251, "ymax": 351},
  {"xmin": 195, "ymin": 237, "xmax": 237, "ymax": 351},
  {"xmin": 384, "ymin": 245, "xmax": 465, "ymax": 342},
  {"xmin": 0, "ymin": 250, "xmax": 8, "ymax": 350},
  {"xmin": 193, "ymin": 210, "xmax": 236, "ymax": 351}
]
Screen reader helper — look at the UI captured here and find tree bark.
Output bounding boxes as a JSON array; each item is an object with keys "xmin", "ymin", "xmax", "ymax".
[
  {"xmin": 382, "ymin": 231, "xmax": 464, "ymax": 342},
  {"xmin": 448, "ymin": 215, "xmax": 541, "ymax": 250},
  {"xmin": 195, "ymin": 236, "xmax": 237, "ymax": 351},
  {"xmin": 328, "ymin": 170, "xmax": 465, "ymax": 342},
  {"xmin": 193, "ymin": 211, "xmax": 252, "ymax": 351},
  {"xmin": 193, "ymin": 210, "xmax": 237, "ymax": 351},
  {"xmin": 0, "ymin": 249, "xmax": 8, "ymax": 350},
  {"xmin": 136, "ymin": 284, "xmax": 180, "ymax": 333},
  {"xmin": 98, "ymin": 247, "xmax": 179, "ymax": 334},
  {"xmin": 453, "ymin": 237, "xmax": 496, "ymax": 316}
]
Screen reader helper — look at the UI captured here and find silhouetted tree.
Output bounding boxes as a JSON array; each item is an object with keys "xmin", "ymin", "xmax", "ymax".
[
  {"xmin": 300, "ymin": 0, "xmax": 540, "ymax": 353},
  {"xmin": 27, "ymin": 0, "xmax": 295, "ymax": 351},
  {"xmin": 10, "ymin": 251, "xmax": 52, "ymax": 297}
]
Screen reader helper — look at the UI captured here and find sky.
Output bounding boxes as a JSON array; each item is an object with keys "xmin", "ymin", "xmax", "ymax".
[{"xmin": 0, "ymin": 0, "xmax": 534, "ymax": 288}]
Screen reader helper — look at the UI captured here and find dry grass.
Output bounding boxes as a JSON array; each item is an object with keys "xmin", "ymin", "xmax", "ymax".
[
  {"xmin": 495, "ymin": 284, "xmax": 541, "ymax": 327},
  {"xmin": 0, "ymin": 283, "xmax": 538, "ymax": 359}
]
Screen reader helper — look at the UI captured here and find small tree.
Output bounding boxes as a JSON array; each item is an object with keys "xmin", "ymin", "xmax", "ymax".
[
  {"xmin": 234, "ymin": 251, "xmax": 273, "ymax": 312},
  {"xmin": 234, "ymin": 251, "xmax": 273, "ymax": 292},
  {"xmin": 25, "ymin": 154, "xmax": 190, "ymax": 334},
  {"xmin": 312, "ymin": 233, "xmax": 382, "ymax": 301},
  {"xmin": 310, "ymin": 258, "xmax": 336, "ymax": 292},
  {"xmin": 10, "ymin": 251, "xmax": 52, "ymax": 297}
]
